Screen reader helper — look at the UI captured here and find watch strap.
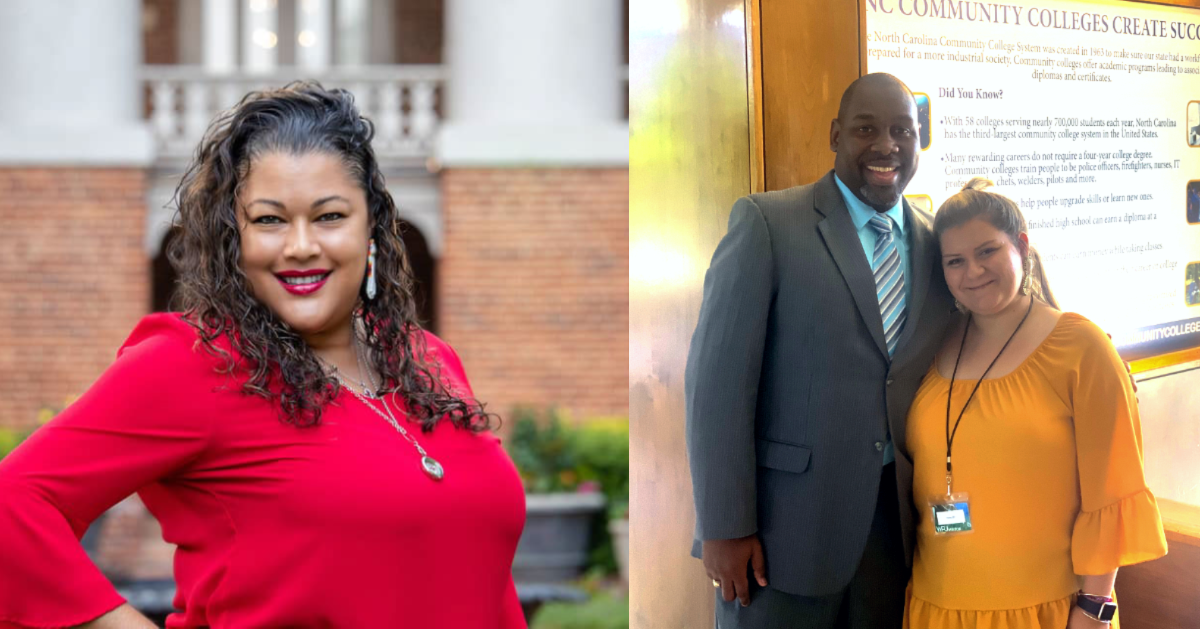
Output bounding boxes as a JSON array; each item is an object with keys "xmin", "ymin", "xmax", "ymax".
[{"xmin": 1077, "ymin": 592, "xmax": 1117, "ymax": 623}]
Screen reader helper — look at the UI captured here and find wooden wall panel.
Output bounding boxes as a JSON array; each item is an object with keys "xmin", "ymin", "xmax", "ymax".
[
  {"xmin": 759, "ymin": 0, "xmax": 861, "ymax": 191},
  {"xmin": 1114, "ymin": 499, "xmax": 1200, "ymax": 628},
  {"xmin": 1114, "ymin": 540, "xmax": 1200, "ymax": 629}
]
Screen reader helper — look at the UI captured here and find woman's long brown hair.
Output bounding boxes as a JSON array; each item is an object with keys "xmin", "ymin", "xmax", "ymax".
[{"xmin": 167, "ymin": 81, "xmax": 496, "ymax": 432}]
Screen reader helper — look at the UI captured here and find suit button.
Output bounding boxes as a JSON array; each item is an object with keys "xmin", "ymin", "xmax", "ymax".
[
  {"xmin": 875, "ymin": 442, "xmax": 885, "ymax": 451},
  {"xmin": 886, "ymin": 378, "xmax": 894, "ymax": 386}
]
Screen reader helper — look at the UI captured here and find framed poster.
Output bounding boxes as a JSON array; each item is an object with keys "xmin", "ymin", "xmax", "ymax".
[{"xmin": 865, "ymin": 0, "xmax": 1200, "ymax": 365}]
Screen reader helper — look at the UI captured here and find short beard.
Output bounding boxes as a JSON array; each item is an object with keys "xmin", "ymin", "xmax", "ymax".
[{"xmin": 859, "ymin": 184, "xmax": 902, "ymax": 210}]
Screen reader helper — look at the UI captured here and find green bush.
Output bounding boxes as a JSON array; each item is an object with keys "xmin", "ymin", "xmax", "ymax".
[
  {"xmin": 572, "ymin": 419, "xmax": 629, "ymax": 574},
  {"xmin": 506, "ymin": 409, "xmax": 628, "ymax": 501},
  {"xmin": 530, "ymin": 594, "xmax": 629, "ymax": 629},
  {"xmin": 573, "ymin": 418, "xmax": 629, "ymax": 511},
  {"xmin": 0, "ymin": 427, "xmax": 29, "ymax": 460},
  {"xmin": 506, "ymin": 408, "xmax": 630, "ymax": 576},
  {"xmin": 1, "ymin": 402, "xmax": 65, "ymax": 461},
  {"xmin": 507, "ymin": 407, "xmax": 583, "ymax": 493}
]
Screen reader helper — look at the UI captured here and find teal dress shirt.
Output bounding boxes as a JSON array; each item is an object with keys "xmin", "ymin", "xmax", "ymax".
[{"xmin": 833, "ymin": 174, "xmax": 911, "ymax": 465}]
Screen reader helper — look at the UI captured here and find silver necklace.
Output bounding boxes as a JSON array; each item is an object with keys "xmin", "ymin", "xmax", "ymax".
[
  {"xmin": 352, "ymin": 338, "xmax": 379, "ymax": 399},
  {"xmin": 321, "ymin": 337, "xmax": 445, "ymax": 481}
]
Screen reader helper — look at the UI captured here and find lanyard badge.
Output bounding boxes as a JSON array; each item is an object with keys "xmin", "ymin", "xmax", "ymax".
[
  {"xmin": 929, "ymin": 492, "xmax": 973, "ymax": 535},
  {"xmin": 934, "ymin": 297, "xmax": 1034, "ymax": 537}
]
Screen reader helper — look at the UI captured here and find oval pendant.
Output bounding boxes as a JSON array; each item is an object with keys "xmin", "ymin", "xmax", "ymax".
[{"xmin": 421, "ymin": 456, "xmax": 444, "ymax": 481}]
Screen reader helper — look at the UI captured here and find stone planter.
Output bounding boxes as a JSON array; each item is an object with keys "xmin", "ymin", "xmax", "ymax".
[
  {"xmin": 513, "ymin": 492, "xmax": 606, "ymax": 582},
  {"xmin": 608, "ymin": 517, "xmax": 629, "ymax": 586}
]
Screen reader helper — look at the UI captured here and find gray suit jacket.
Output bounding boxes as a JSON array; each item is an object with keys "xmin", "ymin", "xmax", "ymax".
[{"xmin": 686, "ymin": 171, "xmax": 955, "ymax": 596}]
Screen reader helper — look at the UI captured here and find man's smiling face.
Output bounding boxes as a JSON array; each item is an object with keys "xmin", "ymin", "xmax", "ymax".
[{"xmin": 830, "ymin": 77, "xmax": 920, "ymax": 211}]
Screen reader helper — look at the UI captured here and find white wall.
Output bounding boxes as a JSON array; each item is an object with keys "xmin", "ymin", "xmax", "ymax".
[{"xmin": 1135, "ymin": 362, "xmax": 1200, "ymax": 506}]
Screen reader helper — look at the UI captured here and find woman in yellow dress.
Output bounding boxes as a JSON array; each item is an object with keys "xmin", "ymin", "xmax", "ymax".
[{"xmin": 903, "ymin": 178, "xmax": 1168, "ymax": 629}]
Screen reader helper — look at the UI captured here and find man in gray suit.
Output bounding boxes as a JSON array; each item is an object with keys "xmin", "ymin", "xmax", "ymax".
[{"xmin": 686, "ymin": 73, "xmax": 954, "ymax": 628}]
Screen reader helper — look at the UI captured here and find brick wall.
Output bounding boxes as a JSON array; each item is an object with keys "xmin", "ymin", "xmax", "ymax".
[
  {"xmin": 0, "ymin": 169, "xmax": 149, "ymax": 433},
  {"xmin": 395, "ymin": 0, "xmax": 443, "ymax": 64},
  {"xmin": 439, "ymin": 168, "xmax": 629, "ymax": 423},
  {"xmin": 92, "ymin": 496, "xmax": 174, "ymax": 580},
  {"xmin": 142, "ymin": 0, "xmax": 178, "ymax": 65}
]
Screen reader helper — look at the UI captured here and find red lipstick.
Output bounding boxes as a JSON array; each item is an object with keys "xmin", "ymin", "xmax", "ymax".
[{"xmin": 276, "ymin": 269, "xmax": 331, "ymax": 296}]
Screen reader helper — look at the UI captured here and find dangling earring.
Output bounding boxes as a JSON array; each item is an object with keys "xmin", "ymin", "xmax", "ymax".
[
  {"xmin": 953, "ymin": 299, "xmax": 968, "ymax": 314},
  {"xmin": 1020, "ymin": 254, "xmax": 1032, "ymax": 296},
  {"xmin": 365, "ymin": 238, "xmax": 377, "ymax": 300}
]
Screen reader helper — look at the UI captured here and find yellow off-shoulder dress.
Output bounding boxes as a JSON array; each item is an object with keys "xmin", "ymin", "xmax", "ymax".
[{"xmin": 903, "ymin": 313, "xmax": 1168, "ymax": 629}]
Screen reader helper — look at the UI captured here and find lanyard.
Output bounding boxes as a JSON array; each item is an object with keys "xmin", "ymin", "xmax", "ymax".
[{"xmin": 945, "ymin": 296, "xmax": 1034, "ymax": 495}]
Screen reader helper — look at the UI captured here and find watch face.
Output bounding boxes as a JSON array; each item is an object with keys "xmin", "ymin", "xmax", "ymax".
[{"xmin": 1078, "ymin": 596, "xmax": 1117, "ymax": 622}]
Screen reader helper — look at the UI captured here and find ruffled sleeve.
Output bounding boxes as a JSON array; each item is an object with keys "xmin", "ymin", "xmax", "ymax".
[
  {"xmin": 0, "ymin": 314, "xmax": 214, "ymax": 628},
  {"xmin": 1066, "ymin": 317, "xmax": 1167, "ymax": 575}
]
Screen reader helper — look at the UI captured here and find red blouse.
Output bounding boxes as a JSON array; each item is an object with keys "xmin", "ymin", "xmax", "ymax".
[{"xmin": 0, "ymin": 314, "xmax": 527, "ymax": 628}]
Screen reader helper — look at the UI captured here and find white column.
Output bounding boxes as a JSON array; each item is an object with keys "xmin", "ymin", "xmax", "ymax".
[
  {"xmin": 368, "ymin": 0, "xmax": 394, "ymax": 64},
  {"xmin": 0, "ymin": 0, "xmax": 152, "ymax": 165},
  {"xmin": 297, "ymin": 0, "xmax": 332, "ymax": 71},
  {"xmin": 438, "ymin": 0, "xmax": 627, "ymax": 166},
  {"xmin": 335, "ymin": 0, "xmax": 369, "ymax": 66},
  {"xmin": 244, "ymin": 0, "xmax": 280, "ymax": 74},
  {"xmin": 178, "ymin": 0, "xmax": 203, "ymax": 65},
  {"xmin": 203, "ymin": 0, "xmax": 237, "ymax": 74}
]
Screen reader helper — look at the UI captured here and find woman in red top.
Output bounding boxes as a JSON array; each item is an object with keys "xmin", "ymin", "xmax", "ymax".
[{"xmin": 0, "ymin": 83, "xmax": 527, "ymax": 628}]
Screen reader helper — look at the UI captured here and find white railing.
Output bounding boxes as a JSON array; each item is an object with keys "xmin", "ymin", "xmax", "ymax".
[{"xmin": 142, "ymin": 65, "xmax": 446, "ymax": 163}]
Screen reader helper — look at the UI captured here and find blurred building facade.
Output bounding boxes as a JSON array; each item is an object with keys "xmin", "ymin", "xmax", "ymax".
[
  {"xmin": 0, "ymin": 0, "xmax": 627, "ymax": 582},
  {"xmin": 1, "ymin": 0, "xmax": 628, "ymax": 432}
]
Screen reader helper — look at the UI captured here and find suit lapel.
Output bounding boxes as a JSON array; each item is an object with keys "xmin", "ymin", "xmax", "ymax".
[
  {"xmin": 891, "ymin": 200, "xmax": 935, "ymax": 368},
  {"xmin": 813, "ymin": 172, "xmax": 889, "ymax": 360}
]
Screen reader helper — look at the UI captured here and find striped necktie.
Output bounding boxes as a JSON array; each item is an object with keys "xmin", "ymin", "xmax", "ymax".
[{"xmin": 869, "ymin": 214, "xmax": 906, "ymax": 357}]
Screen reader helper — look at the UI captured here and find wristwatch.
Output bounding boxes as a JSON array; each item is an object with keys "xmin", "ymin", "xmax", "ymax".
[{"xmin": 1076, "ymin": 592, "xmax": 1117, "ymax": 623}]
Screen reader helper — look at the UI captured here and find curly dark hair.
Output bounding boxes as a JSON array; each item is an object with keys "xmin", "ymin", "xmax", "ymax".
[{"xmin": 167, "ymin": 81, "xmax": 496, "ymax": 432}]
